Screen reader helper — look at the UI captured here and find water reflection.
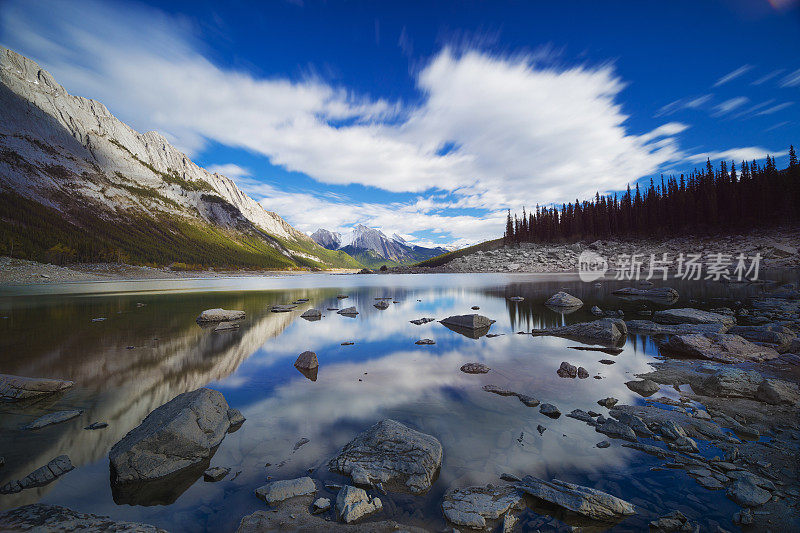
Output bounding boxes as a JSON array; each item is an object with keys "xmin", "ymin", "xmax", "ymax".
[{"xmin": 0, "ymin": 273, "xmax": 790, "ymax": 531}]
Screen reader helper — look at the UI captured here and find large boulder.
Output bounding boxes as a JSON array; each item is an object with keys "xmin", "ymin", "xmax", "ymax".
[
  {"xmin": 545, "ymin": 291, "xmax": 583, "ymax": 308},
  {"xmin": 515, "ymin": 476, "xmax": 636, "ymax": 520},
  {"xmin": 441, "ymin": 484, "xmax": 524, "ymax": 529},
  {"xmin": 0, "ymin": 504, "xmax": 165, "ymax": 532},
  {"xmin": 727, "ymin": 324, "xmax": 796, "ymax": 353},
  {"xmin": 196, "ymin": 308, "xmax": 245, "ymax": 323},
  {"xmin": 328, "ymin": 419, "xmax": 442, "ymax": 494},
  {"xmin": 109, "ymin": 388, "xmax": 243, "ymax": 484},
  {"xmin": 0, "ymin": 374, "xmax": 73, "ymax": 401},
  {"xmin": 661, "ymin": 333, "xmax": 779, "ymax": 363},
  {"xmin": 653, "ymin": 308, "xmax": 735, "ymax": 327},
  {"xmin": 756, "ymin": 378, "xmax": 800, "ymax": 405},
  {"xmin": 531, "ymin": 318, "xmax": 627, "ymax": 345}
]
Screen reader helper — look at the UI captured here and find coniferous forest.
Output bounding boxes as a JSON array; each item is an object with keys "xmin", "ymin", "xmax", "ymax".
[{"xmin": 504, "ymin": 145, "xmax": 800, "ymax": 244}]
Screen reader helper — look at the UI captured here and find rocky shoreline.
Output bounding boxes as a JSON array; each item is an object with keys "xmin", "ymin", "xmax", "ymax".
[{"xmin": 394, "ymin": 229, "xmax": 800, "ymax": 274}]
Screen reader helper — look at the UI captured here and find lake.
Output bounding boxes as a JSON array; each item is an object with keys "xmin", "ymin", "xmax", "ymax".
[{"xmin": 0, "ymin": 273, "xmax": 789, "ymax": 531}]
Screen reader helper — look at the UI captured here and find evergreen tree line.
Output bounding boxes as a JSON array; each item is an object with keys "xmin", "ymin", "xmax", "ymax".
[{"xmin": 504, "ymin": 145, "xmax": 800, "ymax": 244}]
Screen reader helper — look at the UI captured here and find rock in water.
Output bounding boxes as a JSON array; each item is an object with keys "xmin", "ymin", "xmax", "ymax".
[
  {"xmin": 440, "ymin": 314, "xmax": 496, "ymax": 330},
  {"xmin": 312, "ymin": 498, "xmax": 331, "ymax": 513},
  {"xmin": 213, "ymin": 321, "xmax": 239, "ymax": 332},
  {"xmin": 300, "ymin": 309, "xmax": 322, "ymax": 320},
  {"xmin": 557, "ymin": 361, "xmax": 578, "ymax": 378},
  {"xmin": 728, "ymin": 324, "xmax": 796, "ymax": 353},
  {"xmin": 109, "ymin": 388, "xmax": 242, "ymax": 483},
  {"xmin": 374, "ymin": 301, "xmax": 389, "ymax": 310},
  {"xmin": 612, "ymin": 287, "xmax": 679, "ymax": 302},
  {"xmin": 727, "ymin": 479, "xmax": 772, "ymax": 507},
  {"xmin": 693, "ymin": 368, "xmax": 763, "ymax": 398},
  {"xmin": 661, "ymin": 333, "xmax": 779, "ymax": 363},
  {"xmin": 531, "ymin": 318, "xmax": 627, "ymax": 345},
  {"xmin": 0, "ymin": 455, "xmax": 74, "ymax": 494},
  {"xmin": 441, "ymin": 485, "xmax": 524, "ymax": 529},
  {"xmin": 540, "ymin": 404, "xmax": 561, "ymax": 418},
  {"xmin": 410, "ymin": 317, "xmax": 435, "ymax": 325},
  {"xmin": 328, "ymin": 419, "xmax": 442, "ymax": 494},
  {"xmin": 545, "ymin": 291, "xmax": 583, "ymax": 308},
  {"xmin": 0, "ymin": 374, "xmax": 73, "ymax": 401},
  {"xmin": 577, "ymin": 367, "xmax": 589, "ymax": 379},
  {"xmin": 625, "ymin": 320, "xmax": 729, "ymax": 335},
  {"xmin": 336, "ymin": 485, "xmax": 382, "ymax": 523},
  {"xmin": 270, "ymin": 304, "xmax": 297, "ymax": 313},
  {"xmin": 23, "ymin": 409, "xmax": 83, "ymax": 430},
  {"xmin": 255, "ymin": 477, "xmax": 317, "ymax": 504},
  {"xmin": 415, "ymin": 339, "xmax": 435, "ymax": 345},
  {"xmin": 515, "ymin": 476, "xmax": 636, "ymax": 520},
  {"xmin": 625, "ymin": 379, "xmax": 660, "ymax": 396},
  {"xmin": 0, "ymin": 504, "xmax": 165, "ymax": 532},
  {"xmin": 653, "ymin": 308, "xmax": 735, "ymax": 327},
  {"xmin": 203, "ymin": 466, "xmax": 230, "ymax": 482},
  {"xmin": 294, "ymin": 351, "xmax": 319, "ymax": 370},
  {"xmin": 196, "ymin": 309, "xmax": 245, "ymax": 323},
  {"xmin": 337, "ymin": 307, "xmax": 359, "ymax": 316},
  {"xmin": 460, "ymin": 362, "xmax": 491, "ymax": 374}
]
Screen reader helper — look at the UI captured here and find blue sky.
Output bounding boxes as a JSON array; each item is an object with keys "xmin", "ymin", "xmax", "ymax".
[{"xmin": 2, "ymin": 0, "xmax": 798, "ymax": 247}]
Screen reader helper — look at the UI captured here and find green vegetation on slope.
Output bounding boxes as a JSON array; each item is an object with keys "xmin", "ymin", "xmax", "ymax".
[
  {"xmin": 341, "ymin": 248, "xmax": 400, "ymax": 270},
  {"xmin": 413, "ymin": 238, "xmax": 504, "ymax": 268},
  {"xmin": 0, "ymin": 190, "xmax": 354, "ymax": 269}
]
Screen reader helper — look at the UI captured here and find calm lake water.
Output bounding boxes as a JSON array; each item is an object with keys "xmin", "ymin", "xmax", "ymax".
[{"xmin": 0, "ymin": 273, "xmax": 792, "ymax": 531}]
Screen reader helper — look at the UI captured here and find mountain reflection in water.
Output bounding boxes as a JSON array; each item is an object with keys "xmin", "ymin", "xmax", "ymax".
[{"xmin": 0, "ymin": 273, "xmax": 791, "ymax": 531}]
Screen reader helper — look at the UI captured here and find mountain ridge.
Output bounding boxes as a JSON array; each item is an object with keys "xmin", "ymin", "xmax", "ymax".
[
  {"xmin": 0, "ymin": 47, "xmax": 360, "ymax": 269},
  {"xmin": 311, "ymin": 224, "xmax": 448, "ymax": 267}
]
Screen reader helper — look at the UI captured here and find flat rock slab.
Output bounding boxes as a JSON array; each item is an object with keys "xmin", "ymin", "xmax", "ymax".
[
  {"xmin": 662, "ymin": 333, "xmax": 780, "ymax": 363},
  {"xmin": 613, "ymin": 286, "xmax": 679, "ymax": 302},
  {"xmin": 0, "ymin": 504, "xmax": 165, "ymax": 532},
  {"xmin": 203, "ymin": 466, "xmax": 230, "ymax": 482},
  {"xmin": 23, "ymin": 409, "xmax": 83, "ymax": 430},
  {"xmin": 625, "ymin": 379, "xmax": 660, "ymax": 396},
  {"xmin": 0, "ymin": 455, "xmax": 74, "ymax": 494},
  {"xmin": 196, "ymin": 308, "xmax": 245, "ymax": 323},
  {"xmin": 442, "ymin": 484, "xmax": 524, "ymax": 529},
  {"xmin": 653, "ymin": 308, "xmax": 735, "ymax": 327},
  {"xmin": 110, "ymin": 388, "xmax": 241, "ymax": 483},
  {"xmin": 410, "ymin": 317, "xmax": 435, "ymax": 325},
  {"xmin": 0, "ymin": 374, "xmax": 73, "ymax": 401},
  {"xmin": 531, "ymin": 318, "xmax": 627, "ymax": 345},
  {"xmin": 516, "ymin": 476, "xmax": 636, "ymax": 521},
  {"xmin": 337, "ymin": 307, "xmax": 359, "ymax": 315},
  {"xmin": 328, "ymin": 419, "xmax": 442, "ymax": 494},
  {"xmin": 256, "ymin": 477, "xmax": 316, "ymax": 504},
  {"xmin": 728, "ymin": 324, "xmax": 796, "ymax": 352},
  {"xmin": 270, "ymin": 304, "xmax": 297, "ymax": 313},
  {"xmin": 626, "ymin": 320, "xmax": 729, "ymax": 335}
]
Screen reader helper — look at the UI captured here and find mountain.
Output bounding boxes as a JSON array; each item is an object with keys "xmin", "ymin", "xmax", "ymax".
[
  {"xmin": 311, "ymin": 224, "xmax": 448, "ymax": 268},
  {"xmin": 0, "ymin": 47, "xmax": 360, "ymax": 270}
]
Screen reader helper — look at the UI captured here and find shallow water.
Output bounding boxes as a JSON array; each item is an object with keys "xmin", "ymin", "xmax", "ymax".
[{"xmin": 0, "ymin": 273, "xmax": 791, "ymax": 531}]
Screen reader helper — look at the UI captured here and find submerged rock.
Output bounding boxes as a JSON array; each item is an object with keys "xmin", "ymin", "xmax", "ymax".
[
  {"xmin": 613, "ymin": 286, "xmax": 679, "ymax": 302},
  {"xmin": 203, "ymin": 466, "xmax": 230, "ymax": 482},
  {"xmin": 441, "ymin": 484, "xmax": 524, "ymax": 529},
  {"xmin": 256, "ymin": 477, "xmax": 316, "ymax": 504},
  {"xmin": 109, "ymin": 388, "xmax": 242, "ymax": 484},
  {"xmin": 328, "ymin": 419, "xmax": 442, "ymax": 494},
  {"xmin": 23, "ymin": 409, "xmax": 83, "ymax": 430},
  {"xmin": 336, "ymin": 485, "xmax": 382, "ymax": 523},
  {"xmin": 531, "ymin": 318, "xmax": 627, "ymax": 345},
  {"xmin": 271, "ymin": 304, "xmax": 297, "ymax": 313},
  {"xmin": 0, "ymin": 504, "xmax": 165, "ymax": 532},
  {"xmin": 515, "ymin": 476, "xmax": 636, "ymax": 521},
  {"xmin": 653, "ymin": 308, "xmax": 735, "ymax": 327},
  {"xmin": 662, "ymin": 333, "xmax": 780, "ymax": 363},
  {"xmin": 440, "ymin": 314, "xmax": 495, "ymax": 330},
  {"xmin": 0, "ymin": 374, "xmax": 73, "ymax": 401},
  {"xmin": 0, "ymin": 455, "xmax": 74, "ymax": 494},
  {"xmin": 196, "ymin": 308, "xmax": 245, "ymax": 323},
  {"xmin": 545, "ymin": 291, "xmax": 583, "ymax": 309}
]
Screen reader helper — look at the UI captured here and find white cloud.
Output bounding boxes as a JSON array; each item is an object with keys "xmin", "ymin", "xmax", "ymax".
[
  {"xmin": 688, "ymin": 147, "xmax": 787, "ymax": 164},
  {"xmin": 752, "ymin": 69, "xmax": 784, "ymax": 85},
  {"xmin": 713, "ymin": 96, "xmax": 748, "ymax": 116},
  {"xmin": 655, "ymin": 94, "xmax": 712, "ymax": 117},
  {"xmin": 713, "ymin": 64, "xmax": 753, "ymax": 87},
  {"xmin": 205, "ymin": 163, "xmax": 251, "ymax": 178},
  {"xmin": 780, "ymin": 68, "xmax": 800, "ymax": 87},
  {"xmin": 756, "ymin": 102, "xmax": 793, "ymax": 115}
]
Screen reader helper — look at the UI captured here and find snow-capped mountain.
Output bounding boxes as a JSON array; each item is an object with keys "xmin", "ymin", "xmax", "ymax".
[
  {"xmin": 0, "ymin": 47, "xmax": 358, "ymax": 269},
  {"xmin": 311, "ymin": 224, "xmax": 448, "ymax": 266}
]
